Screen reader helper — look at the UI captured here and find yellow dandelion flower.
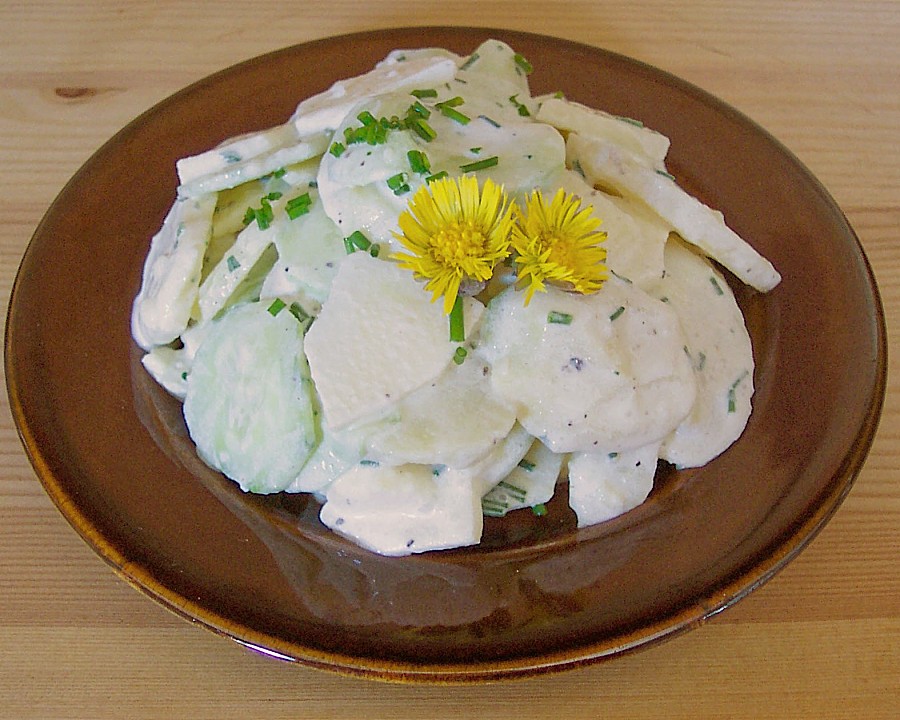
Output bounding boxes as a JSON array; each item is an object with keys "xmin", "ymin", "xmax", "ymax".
[
  {"xmin": 512, "ymin": 188, "xmax": 608, "ymax": 303},
  {"xmin": 393, "ymin": 175, "xmax": 515, "ymax": 314}
]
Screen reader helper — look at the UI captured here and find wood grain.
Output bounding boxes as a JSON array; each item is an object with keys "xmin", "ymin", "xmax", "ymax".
[{"xmin": 2, "ymin": 1, "xmax": 898, "ymax": 717}]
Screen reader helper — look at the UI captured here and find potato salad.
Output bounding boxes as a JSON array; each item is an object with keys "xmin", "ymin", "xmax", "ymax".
[{"xmin": 132, "ymin": 40, "xmax": 780, "ymax": 556}]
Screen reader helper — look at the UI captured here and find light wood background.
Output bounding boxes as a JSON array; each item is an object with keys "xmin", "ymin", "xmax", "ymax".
[{"xmin": 2, "ymin": 1, "xmax": 898, "ymax": 718}]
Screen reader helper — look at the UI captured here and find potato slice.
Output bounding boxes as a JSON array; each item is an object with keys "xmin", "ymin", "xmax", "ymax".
[
  {"xmin": 545, "ymin": 168, "xmax": 669, "ymax": 288},
  {"xmin": 304, "ymin": 252, "xmax": 484, "ymax": 430},
  {"xmin": 568, "ymin": 442, "xmax": 661, "ymax": 527},
  {"xmin": 319, "ymin": 463, "xmax": 483, "ymax": 556},
  {"xmin": 649, "ymin": 238, "xmax": 755, "ymax": 467},
  {"xmin": 362, "ymin": 353, "xmax": 517, "ymax": 468},
  {"xmin": 478, "ymin": 282, "xmax": 696, "ymax": 454}
]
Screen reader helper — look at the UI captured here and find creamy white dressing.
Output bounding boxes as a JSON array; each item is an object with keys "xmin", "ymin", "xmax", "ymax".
[{"xmin": 131, "ymin": 39, "xmax": 778, "ymax": 556}]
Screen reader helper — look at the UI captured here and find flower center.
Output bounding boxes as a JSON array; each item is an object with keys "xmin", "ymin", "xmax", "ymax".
[
  {"xmin": 543, "ymin": 232, "xmax": 578, "ymax": 270},
  {"xmin": 431, "ymin": 220, "xmax": 487, "ymax": 266}
]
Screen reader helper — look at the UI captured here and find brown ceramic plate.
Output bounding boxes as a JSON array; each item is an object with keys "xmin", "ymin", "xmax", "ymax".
[{"xmin": 5, "ymin": 27, "xmax": 886, "ymax": 682}]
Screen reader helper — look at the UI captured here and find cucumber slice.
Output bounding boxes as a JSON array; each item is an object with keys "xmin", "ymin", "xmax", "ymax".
[
  {"xmin": 259, "ymin": 189, "xmax": 346, "ymax": 306},
  {"xmin": 566, "ymin": 132, "xmax": 781, "ymax": 292},
  {"xmin": 131, "ymin": 193, "xmax": 216, "ymax": 349},
  {"xmin": 537, "ymin": 96, "xmax": 670, "ymax": 170},
  {"xmin": 184, "ymin": 302, "xmax": 316, "ymax": 493},
  {"xmin": 290, "ymin": 53, "xmax": 458, "ymax": 135}
]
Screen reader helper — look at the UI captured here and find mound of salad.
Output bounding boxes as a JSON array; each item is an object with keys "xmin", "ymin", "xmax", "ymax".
[{"xmin": 132, "ymin": 40, "xmax": 781, "ymax": 556}]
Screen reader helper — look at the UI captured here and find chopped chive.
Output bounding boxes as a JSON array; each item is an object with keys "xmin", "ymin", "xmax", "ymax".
[
  {"xmin": 478, "ymin": 114, "xmax": 501, "ymax": 128},
  {"xmin": 509, "ymin": 94, "xmax": 531, "ymax": 117},
  {"xmin": 386, "ymin": 172, "xmax": 410, "ymax": 195},
  {"xmin": 329, "ymin": 142, "xmax": 346, "ymax": 157},
  {"xmin": 407, "ymin": 149, "xmax": 431, "ymax": 174},
  {"xmin": 288, "ymin": 302, "xmax": 310, "ymax": 324},
  {"xmin": 459, "ymin": 156, "xmax": 499, "ymax": 173},
  {"xmin": 460, "ymin": 52, "xmax": 480, "ymax": 71},
  {"xmin": 531, "ymin": 503, "xmax": 548, "ymax": 517},
  {"xmin": 426, "ymin": 170, "xmax": 449, "ymax": 184},
  {"xmin": 243, "ymin": 197, "xmax": 275, "ymax": 230},
  {"xmin": 359, "ymin": 459, "xmax": 379, "ymax": 467},
  {"xmin": 481, "ymin": 497, "xmax": 508, "ymax": 517},
  {"xmin": 272, "ymin": 167, "xmax": 286, "ymax": 178},
  {"xmin": 608, "ymin": 452, "xmax": 619, "ymax": 459},
  {"xmin": 469, "ymin": 146, "xmax": 482, "ymax": 155},
  {"xmin": 498, "ymin": 481, "xmax": 527, "ymax": 503},
  {"xmin": 408, "ymin": 117, "xmax": 437, "ymax": 141},
  {"xmin": 449, "ymin": 295, "xmax": 465, "ymax": 342},
  {"xmin": 572, "ymin": 158, "xmax": 585, "ymax": 178},
  {"xmin": 410, "ymin": 88, "xmax": 438, "ymax": 99},
  {"xmin": 609, "ymin": 306, "xmax": 626, "ymax": 321},
  {"xmin": 285, "ymin": 192, "xmax": 312, "ymax": 220},
  {"xmin": 407, "ymin": 101, "xmax": 431, "ymax": 119},
  {"xmin": 517, "ymin": 459, "xmax": 536, "ymax": 472},
  {"xmin": 369, "ymin": 243, "xmax": 381, "ymax": 258},
  {"xmin": 220, "ymin": 150, "xmax": 242, "ymax": 164},
  {"xmin": 727, "ymin": 371, "xmax": 750, "ymax": 413},
  {"xmin": 513, "ymin": 52, "xmax": 533, "ymax": 75},
  {"xmin": 346, "ymin": 230, "xmax": 371, "ymax": 251},
  {"xmin": 453, "ymin": 346, "xmax": 468, "ymax": 365},
  {"xmin": 226, "ymin": 255, "xmax": 240, "ymax": 272},
  {"xmin": 286, "ymin": 203, "xmax": 310, "ymax": 220},
  {"xmin": 547, "ymin": 310, "xmax": 573, "ymax": 325},
  {"xmin": 286, "ymin": 195, "xmax": 311, "ymax": 211},
  {"xmin": 267, "ymin": 298, "xmax": 286, "ymax": 316},
  {"xmin": 553, "ymin": 90, "xmax": 565, "ymax": 99},
  {"xmin": 357, "ymin": 110, "xmax": 377, "ymax": 126},
  {"xmin": 437, "ymin": 95, "xmax": 464, "ymax": 107},
  {"xmin": 656, "ymin": 169, "xmax": 677, "ymax": 181},
  {"xmin": 343, "ymin": 236, "xmax": 355, "ymax": 254},
  {"xmin": 438, "ymin": 105, "xmax": 471, "ymax": 125},
  {"xmin": 709, "ymin": 276, "xmax": 725, "ymax": 295},
  {"xmin": 616, "ymin": 115, "xmax": 645, "ymax": 127}
]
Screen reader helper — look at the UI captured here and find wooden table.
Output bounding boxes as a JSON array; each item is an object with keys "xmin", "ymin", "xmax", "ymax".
[{"xmin": 2, "ymin": 1, "xmax": 897, "ymax": 717}]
